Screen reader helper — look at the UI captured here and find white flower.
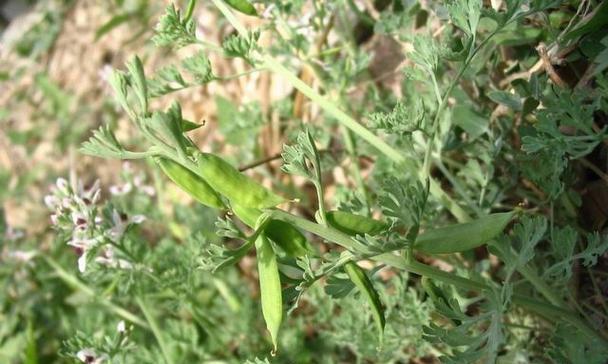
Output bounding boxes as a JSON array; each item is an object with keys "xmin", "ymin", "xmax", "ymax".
[
  {"xmin": 7, "ymin": 250, "xmax": 36, "ymax": 263},
  {"xmin": 71, "ymin": 211, "xmax": 90, "ymax": 231},
  {"xmin": 67, "ymin": 237, "xmax": 101, "ymax": 273},
  {"xmin": 130, "ymin": 215, "xmax": 146, "ymax": 224},
  {"xmin": 56, "ymin": 178, "xmax": 69, "ymax": 194},
  {"xmin": 141, "ymin": 185, "xmax": 156, "ymax": 196},
  {"xmin": 76, "ymin": 348, "xmax": 108, "ymax": 364},
  {"xmin": 67, "ymin": 237, "xmax": 99, "ymax": 250},
  {"xmin": 44, "ymin": 195, "xmax": 60, "ymax": 209},
  {"xmin": 94, "ymin": 246, "xmax": 133, "ymax": 270},
  {"xmin": 5, "ymin": 227, "xmax": 24, "ymax": 241},
  {"xmin": 108, "ymin": 210, "xmax": 145, "ymax": 242},
  {"xmin": 78, "ymin": 180, "xmax": 101, "ymax": 202},
  {"xmin": 61, "ymin": 197, "xmax": 73, "ymax": 209},
  {"xmin": 98, "ymin": 64, "xmax": 113, "ymax": 84},
  {"xmin": 109, "ymin": 183, "xmax": 132, "ymax": 196},
  {"xmin": 133, "ymin": 175, "xmax": 155, "ymax": 196},
  {"xmin": 117, "ymin": 320, "xmax": 126, "ymax": 333},
  {"xmin": 77, "ymin": 252, "xmax": 89, "ymax": 273}
]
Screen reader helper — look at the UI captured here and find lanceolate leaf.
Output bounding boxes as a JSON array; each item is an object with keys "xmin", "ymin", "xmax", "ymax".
[{"xmin": 344, "ymin": 262, "xmax": 385, "ymax": 344}]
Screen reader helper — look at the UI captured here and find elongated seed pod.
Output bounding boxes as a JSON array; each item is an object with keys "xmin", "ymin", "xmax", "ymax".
[
  {"xmin": 195, "ymin": 153, "xmax": 284, "ymax": 209},
  {"xmin": 224, "ymin": 0, "xmax": 257, "ymax": 15},
  {"xmin": 156, "ymin": 157, "xmax": 225, "ymax": 209},
  {"xmin": 232, "ymin": 203, "xmax": 309, "ymax": 257},
  {"xmin": 326, "ymin": 210, "xmax": 388, "ymax": 236},
  {"xmin": 255, "ymin": 234, "xmax": 283, "ymax": 352},
  {"xmin": 415, "ymin": 211, "xmax": 515, "ymax": 254},
  {"xmin": 344, "ymin": 262, "xmax": 385, "ymax": 344},
  {"xmin": 326, "ymin": 212, "xmax": 386, "ymax": 343}
]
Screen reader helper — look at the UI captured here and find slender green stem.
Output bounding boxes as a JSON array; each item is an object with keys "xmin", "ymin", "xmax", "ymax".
[
  {"xmin": 184, "ymin": 0, "xmax": 197, "ymax": 21},
  {"xmin": 308, "ymin": 131, "xmax": 328, "ymax": 225},
  {"xmin": 268, "ymin": 209, "xmax": 371, "ymax": 254},
  {"xmin": 137, "ymin": 297, "xmax": 174, "ymax": 364},
  {"xmin": 491, "ymin": 244, "xmax": 565, "ymax": 308},
  {"xmin": 117, "ymin": 149, "xmax": 158, "ymax": 159},
  {"xmin": 195, "ymin": 39, "xmax": 223, "ymax": 53},
  {"xmin": 217, "ymin": 68, "xmax": 264, "ymax": 81},
  {"xmin": 266, "ymin": 209, "xmax": 607, "ymax": 344},
  {"xmin": 44, "ymin": 257, "xmax": 149, "ymax": 329},
  {"xmin": 264, "ymin": 55, "xmax": 405, "ymax": 162},
  {"xmin": 421, "ymin": 27, "xmax": 501, "ymax": 183},
  {"xmin": 341, "ymin": 126, "xmax": 371, "ymax": 214},
  {"xmin": 209, "ymin": 0, "xmax": 247, "ymax": 35},
  {"xmin": 434, "ymin": 157, "xmax": 484, "ymax": 216}
]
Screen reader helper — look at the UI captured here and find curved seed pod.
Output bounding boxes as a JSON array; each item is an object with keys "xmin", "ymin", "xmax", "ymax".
[
  {"xmin": 415, "ymin": 211, "xmax": 515, "ymax": 254},
  {"xmin": 232, "ymin": 204, "xmax": 309, "ymax": 257},
  {"xmin": 224, "ymin": 0, "xmax": 257, "ymax": 16},
  {"xmin": 196, "ymin": 153, "xmax": 284, "ymax": 209},
  {"xmin": 255, "ymin": 234, "xmax": 283, "ymax": 352},
  {"xmin": 156, "ymin": 157, "xmax": 225, "ymax": 209},
  {"xmin": 326, "ymin": 210, "xmax": 388, "ymax": 236},
  {"xmin": 344, "ymin": 262, "xmax": 385, "ymax": 344}
]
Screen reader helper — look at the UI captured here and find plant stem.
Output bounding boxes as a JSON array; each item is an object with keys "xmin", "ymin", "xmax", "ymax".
[
  {"xmin": 341, "ymin": 126, "xmax": 371, "ymax": 215},
  {"xmin": 137, "ymin": 297, "xmax": 175, "ymax": 364},
  {"xmin": 267, "ymin": 209, "xmax": 608, "ymax": 344},
  {"xmin": 44, "ymin": 257, "xmax": 149, "ymax": 329},
  {"xmin": 491, "ymin": 244, "xmax": 565, "ymax": 308},
  {"xmin": 434, "ymin": 156, "xmax": 483, "ymax": 216},
  {"xmin": 421, "ymin": 25, "xmax": 503, "ymax": 184}
]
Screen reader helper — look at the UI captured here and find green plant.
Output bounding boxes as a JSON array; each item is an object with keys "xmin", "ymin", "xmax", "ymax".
[
  {"xmin": 3, "ymin": 0, "xmax": 608, "ymax": 363},
  {"xmin": 75, "ymin": 0, "xmax": 608, "ymax": 361}
]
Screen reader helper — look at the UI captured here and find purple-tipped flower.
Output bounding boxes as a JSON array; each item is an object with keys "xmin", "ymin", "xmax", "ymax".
[{"xmin": 76, "ymin": 348, "xmax": 108, "ymax": 364}]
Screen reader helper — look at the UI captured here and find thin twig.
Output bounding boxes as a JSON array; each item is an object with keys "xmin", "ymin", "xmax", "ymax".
[
  {"xmin": 537, "ymin": 43, "xmax": 568, "ymax": 88},
  {"xmin": 238, "ymin": 148, "xmax": 372, "ymax": 172}
]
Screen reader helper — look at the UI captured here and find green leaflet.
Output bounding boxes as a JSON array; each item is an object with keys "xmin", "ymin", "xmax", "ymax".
[
  {"xmin": 224, "ymin": 0, "xmax": 257, "ymax": 16},
  {"xmin": 415, "ymin": 212, "xmax": 515, "ymax": 254},
  {"xmin": 325, "ymin": 210, "xmax": 388, "ymax": 236},
  {"xmin": 344, "ymin": 262, "xmax": 385, "ymax": 344},
  {"xmin": 195, "ymin": 152, "xmax": 284, "ymax": 209},
  {"xmin": 232, "ymin": 203, "xmax": 310, "ymax": 257},
  {"xmin": 326, "ymin": 210, "xmax": 386, "ymax": 342},
  {"xmin": 156, "ymin": 157, "xmax": 225, "ymax": 209},
  {"xmin": 255, "ymin": 234, "xmax": 282, "ymax": 352}
]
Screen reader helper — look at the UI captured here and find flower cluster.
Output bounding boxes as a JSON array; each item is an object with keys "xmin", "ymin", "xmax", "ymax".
[
  {"xmin": 45, "ymin": 177, "xmax": 143, "ymax": 272},
  {"xmin": 109, "ymin": 162, "xmax": 156, "ymax": 197}
]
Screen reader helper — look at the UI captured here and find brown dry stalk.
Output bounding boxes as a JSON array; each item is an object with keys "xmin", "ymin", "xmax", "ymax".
[{"xmin": 536, "ymin": 43, "xmax": 568, "ymax": 88}]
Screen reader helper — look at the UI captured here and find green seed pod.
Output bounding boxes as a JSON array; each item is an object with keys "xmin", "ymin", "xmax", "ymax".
[
  {"xmin": 344, "ymin": 262, "xmax": 385, "ymax": 344},
  {"xmin": 326, "ymin": 210, "xmax": 388, "ymax": 236},
  {"xmin": 255, "ymin": 234, "xmax": 282, "ymax": 352},
  {"xmin": 156, "ymin": 157, "xmax": 225, "ymax": 209},
  {"xmin": 415, "ymin": 211, "xmax": 515, "ymax": 254},
  {"xmin": 232, "ymin": 203, "xmax": 309, "ymax": 257},
  {"xmin": 196, "ymin": 153, "xmax": 284, "ymax": 209},
  {"xmin": 224, "ymin": 0, "xmax": 257, "ymax": 16}
]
